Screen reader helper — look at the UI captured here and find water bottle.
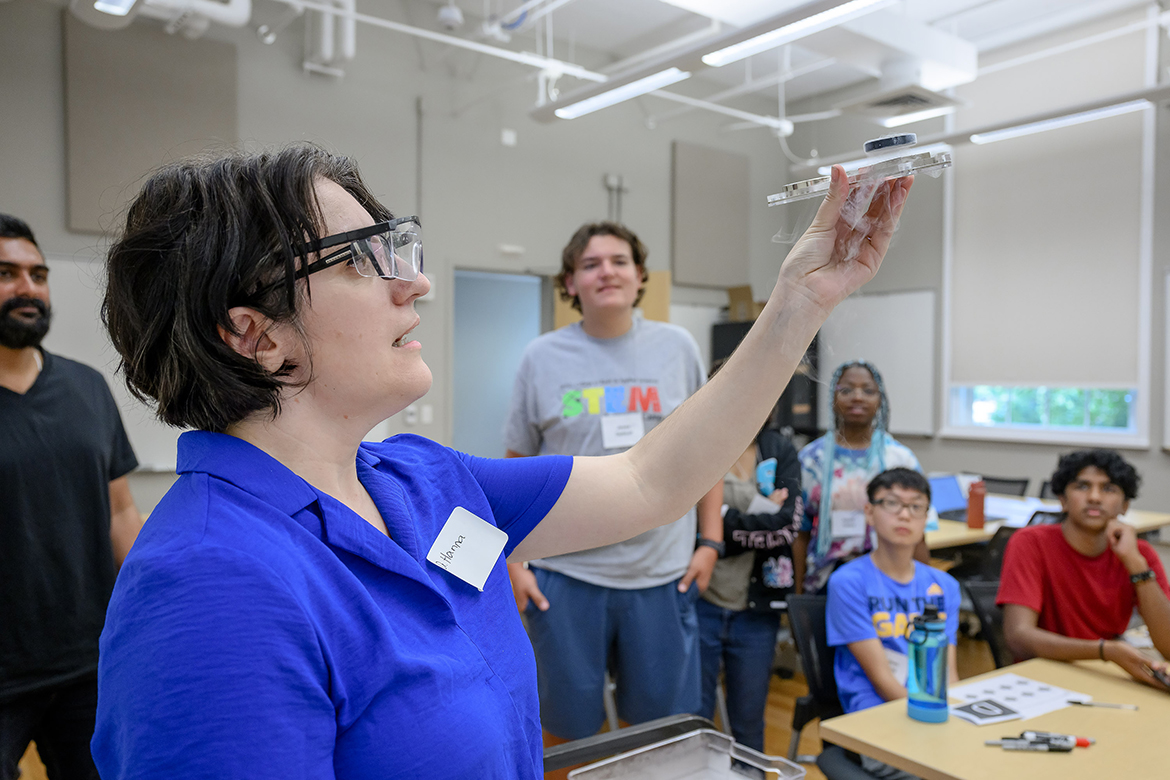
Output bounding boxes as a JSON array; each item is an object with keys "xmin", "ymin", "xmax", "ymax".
[
  {"xmin": 906, "ymin": 605, "xmax": 949, "ymax": 723},
  {"xmin": 966, "ymin": 479, "xmax": 986, "ymax": 529},
  {"xmin": 756, "ymin": 458, "xmax": 777, "ymax": 496}
]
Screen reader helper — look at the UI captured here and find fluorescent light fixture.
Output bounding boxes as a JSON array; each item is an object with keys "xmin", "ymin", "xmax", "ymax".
[
  {"xmin": 969, "ymin": 99, "xmax": 1150, "ymax": 144},
  {"xmin": 554, "ymin": 68, "xmax": 691, "ymax": 120},
  {"xmin": 701, "ymin": 0, "xmax": 894, "ymax": 68},
  {"xmin": 880, "ymin": 106, "xmax": 956, "ymax": 128},
  {"xmin": 92, "ymin": 0, "xmax": 137, "ymax": 15},
  {"xmin": 816, "ymin": 142, "xmax": 952, "ymax": 176}
]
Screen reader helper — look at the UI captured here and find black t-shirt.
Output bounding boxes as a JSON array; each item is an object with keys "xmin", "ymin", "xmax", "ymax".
[{"xmin": 0, "ymin": 349, "xmax": 138, "ymax": 700}]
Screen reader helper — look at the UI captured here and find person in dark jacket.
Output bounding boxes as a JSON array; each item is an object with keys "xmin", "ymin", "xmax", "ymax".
[{"xmin": 696, "ymin": 369, "xmax": 801, "ymax": 751}]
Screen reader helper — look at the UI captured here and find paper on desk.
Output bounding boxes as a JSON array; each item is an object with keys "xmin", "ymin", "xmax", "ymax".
[
  {"xmin": 983, "ymin": 496, "xmax": 1062, "ymax": 528},
  {"xmin": 948, "ymin": 673, "xmax": 1091, "ymax": 725}
]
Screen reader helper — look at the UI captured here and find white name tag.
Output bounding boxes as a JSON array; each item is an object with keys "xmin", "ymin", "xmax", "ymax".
[
  {"xmin": 831, "ymin": 509, "xmax": 866, "ymax": 538},
  {"xmin": 601, "ymin": 412, "xmax": 645, "ymax": 450},
  {"xmin": 884, "ymin": 647, "xmax": 909, "ymax": 685},
  {"xmin": 425, "ymin": 506, "xmax": 508, "ymax": 591}
]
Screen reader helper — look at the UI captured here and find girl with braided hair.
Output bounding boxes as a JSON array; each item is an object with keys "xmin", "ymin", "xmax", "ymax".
[{"xmin": 793, "ymin": 360, "xmax": 931, "ymax": 594}]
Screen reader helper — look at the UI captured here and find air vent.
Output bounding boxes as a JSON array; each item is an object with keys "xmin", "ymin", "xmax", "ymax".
[{"xmin": 837, "ymin": 83, "xmax": 964, "ymax": 124}]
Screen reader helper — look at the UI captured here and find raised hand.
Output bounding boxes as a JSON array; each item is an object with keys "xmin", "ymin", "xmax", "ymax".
[{"xmin": 775, "ymin": 166, "xmax": 913, "ymax": 315}]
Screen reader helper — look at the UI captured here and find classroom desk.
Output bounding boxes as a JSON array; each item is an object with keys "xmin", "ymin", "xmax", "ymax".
[
  {"xmin": 925, "ymin": 498, "xmax": 1170, "ymax": 551},
  {"xmin": 819, "ymin": 658, "xmax": 1170, "ymax": 780}
]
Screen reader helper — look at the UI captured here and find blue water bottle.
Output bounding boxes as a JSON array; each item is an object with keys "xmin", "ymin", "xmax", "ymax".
[{"xmin": 906, "ymin": 605, "xmax": 948, "ymax": 723}]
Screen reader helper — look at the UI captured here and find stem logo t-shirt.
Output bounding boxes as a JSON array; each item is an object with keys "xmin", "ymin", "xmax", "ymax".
[
  {"xmin": 826, "ymin": 555, "xmax": 961, "ymax": 713},
  {"xmin": 503, "ymin": 316, "xmax": 705, "ymax": 589}
]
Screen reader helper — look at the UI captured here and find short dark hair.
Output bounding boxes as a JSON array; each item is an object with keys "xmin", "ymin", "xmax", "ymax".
[
  {"xmin": 555, "ymin": 222, "xmax": 649, "ymax": 312},
  {"xmin": 867, "ymin": 468, "xmax": 931, "ymax": 502},
  {"xmin": 103, "ymin": 144, "xmax": 393, "ymax": 432},
  {"xmin": 0, "ymin": 213, "xmax": 39, "ymax": 249},
  {"xmin": 1050, "ymin": 449, "xmax": 1140, "ymax": 500}
]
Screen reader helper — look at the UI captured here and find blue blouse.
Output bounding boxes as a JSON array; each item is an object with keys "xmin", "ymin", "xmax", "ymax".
[{"xmin": 93, "ymin": 431, "xmax": 572, "ymax": 780}]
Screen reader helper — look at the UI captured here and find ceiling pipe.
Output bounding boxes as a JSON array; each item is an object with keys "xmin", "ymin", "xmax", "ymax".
[
  {"xmin": 497, "ymin": 0, "xmax": 548, "ymax": 27},
  {"xmin": 648, "ymin": 57, "xmax": 835, "ymax": 126},
  {"xmin": 270, "ymin": 0, "xmax": 606, "ymax": 82},
  {"xmin": 791, "ymin": 80, "xmax": 1170, "ymax": 173},
  {"xmin": 601, "ymin": 18, "xmax": 722, "ymax": 75},
  {"xmin": 143, "ymin": 0, "xmax": 251, "ymax": 27},
  {"xmin": 530, "ymin": 0, "xmax": 889, "ymax": 123},
  {"xmin": 648, "ymin": 90, "xmax": 794, "ymax": 135},
  {"xmin": 334, "ymin": 0, "xmax": 355, "ymax": 61},
  {"xmin": 517, "ymin": 0, "xmax": 579, "ymax": 30}
]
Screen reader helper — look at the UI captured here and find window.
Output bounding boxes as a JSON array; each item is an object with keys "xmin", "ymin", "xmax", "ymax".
[{"xmin": 950, "ymin": 386, "xmax": 1136, "ymax": 433}]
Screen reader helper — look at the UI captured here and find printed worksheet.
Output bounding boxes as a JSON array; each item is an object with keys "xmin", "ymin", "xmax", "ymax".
[{"xmin": 948, "ymin": 673, "xmax": 1091, "ymax": 725}]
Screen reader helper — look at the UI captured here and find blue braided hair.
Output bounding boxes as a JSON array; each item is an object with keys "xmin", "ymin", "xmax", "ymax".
[{"xmin": 814, "ymin": 360, "xmax": 891, "ymax": 559}]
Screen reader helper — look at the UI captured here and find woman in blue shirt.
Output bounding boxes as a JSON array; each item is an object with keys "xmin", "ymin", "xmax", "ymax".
[{"xmin": 92, "ymin": 145, "xmax": 913, "ymax": 779}]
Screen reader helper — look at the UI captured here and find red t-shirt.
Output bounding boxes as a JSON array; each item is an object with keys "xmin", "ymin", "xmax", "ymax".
[{"xmin": 997, "ymin": 523, "xmax": 1170, "ymax": 640}]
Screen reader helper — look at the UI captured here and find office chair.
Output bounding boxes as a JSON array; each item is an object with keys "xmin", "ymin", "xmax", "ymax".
[
  {"xmin": 980, "ymin": 476, "xmax": 1030, "ymax": 496},
  {"xmin": 977, "ymin": 525, "xmax": 1018, "ymax": 581},
  {"xmin": 786, "ymin": 595, "xmax": 880, "ymax": 780},
  {"xmin": 945, "ymin": 525, "xmax": 1019, "ymax": 582},
  {"xmin": 1039, "ymin": 480, "xmax": 1057, "ymax": 500},
  {"xmin": 1027, "ymin": 510, "xmax": 1062, "ymax": 526},
  {"xmin": 962, "ymin": 580, "xmax": 1013, "ymax": 668}
]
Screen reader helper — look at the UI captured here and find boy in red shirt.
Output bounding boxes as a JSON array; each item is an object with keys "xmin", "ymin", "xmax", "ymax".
[{"xmin": 998, "ymin": 449, "xmax": 1170, "ymax": 688}]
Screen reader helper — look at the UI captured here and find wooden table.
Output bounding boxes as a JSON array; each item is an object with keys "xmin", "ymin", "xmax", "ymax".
[
  {"xmin": 819, "ymin": 658, "xmax": 1170, "ymax": 780},
  {"xmin": 925, "ymin": 499, "xmax": 1170, "ymax": 551}
]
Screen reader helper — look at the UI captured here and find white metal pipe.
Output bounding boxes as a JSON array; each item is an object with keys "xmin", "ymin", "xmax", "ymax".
[
  {"xmin": 602, "ymin": 18, "xmax": 721, "ymax": 74},
  {"xmin": 518, "ymin": 0, "xmax": 578, "ymax": 29},
  {"xmin": 142, "ymin": 0, "xmax": 251, "ymax": 27},
  {"xmin": 271, "ymin": 0, "xmax": 607, "ymax": 82},
  {"xmin": 334, "ymin": 0, "xmax": 355, "ymax": 61},
  {"xmin": 499, "ymin": 0, "xmax": 548, "ymax": 26},
  {"xmin": 319, "ymin": 4, "xmax": 334, "ymax": 63},
  {"xmin": 979, "ymin": 11, "xmax": 1170, "ymax": 76},
  {"xmin": 649, "ymin": 89, "xmax": 794, "ymax": 134},
  {"xmin": 648, "ymin": 58, "xmax": 834, "ymax": 125}
]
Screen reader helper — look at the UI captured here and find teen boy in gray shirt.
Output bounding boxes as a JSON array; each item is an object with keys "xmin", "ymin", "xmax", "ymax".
[{"xmin": 504, "ymin": 222, "xmax": 723, "ymax": 744}]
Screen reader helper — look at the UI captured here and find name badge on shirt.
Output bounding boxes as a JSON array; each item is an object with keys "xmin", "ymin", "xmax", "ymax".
[
  {"xmin": 884, "ymin": 647, "xmax": 909, "ymax": 685},
  {"xmin": 831, "ymin": 509, "xmax": 867, "ymax": 539},
  {"xmin": 425, "ymin": 506, "xmax": 508, "ymax": 592},
  {"xmin": 600, "ymin": 412, "xmax": 645, "ymax": 450}
]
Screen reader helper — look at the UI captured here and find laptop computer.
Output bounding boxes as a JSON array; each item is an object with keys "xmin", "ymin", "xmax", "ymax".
[{"xmin": 929, "ymin": 475, "xmax": 967, "ymax": 521}]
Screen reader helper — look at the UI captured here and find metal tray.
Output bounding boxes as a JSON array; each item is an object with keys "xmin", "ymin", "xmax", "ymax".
[{"xmin": 567, "ymin": 729, "xmax": 805, "ymax": 780}]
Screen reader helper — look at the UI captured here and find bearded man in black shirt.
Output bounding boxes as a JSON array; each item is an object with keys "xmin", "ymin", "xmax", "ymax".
[{"xmin": 0, "ymin": 213, "xmax": 141, "ymax": 780}]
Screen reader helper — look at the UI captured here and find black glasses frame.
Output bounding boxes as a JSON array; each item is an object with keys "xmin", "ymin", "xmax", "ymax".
[{"xmin": 293, "ymin": 215, "xmax": 422, "ymax": 281}]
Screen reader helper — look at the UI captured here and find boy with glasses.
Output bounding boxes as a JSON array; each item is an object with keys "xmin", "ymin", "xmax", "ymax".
[
  {"xmin": 826, "ymin": 468, "xmax": 960, "ymax": 777},
  {"xmin": 998, "ymin": 449, "xmax": 1170, "ymax": 688}
]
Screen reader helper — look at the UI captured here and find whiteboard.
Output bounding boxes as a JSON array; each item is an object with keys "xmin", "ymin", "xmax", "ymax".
[
  {"xmin": 817, "ymin": 289, "xmax": 935, "ymax": 436},
  {"xmin": 42, "ymin": 254, "xmax": 183, "ymax": 471}
]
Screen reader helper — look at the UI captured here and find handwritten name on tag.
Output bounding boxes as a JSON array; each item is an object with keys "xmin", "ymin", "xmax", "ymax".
[
  {"xmin": 425, "ymin": 506, "xmax": 509, "ymax": 591},
  {"xmin": 601, "ymin": 412, "xmax": 645, "ymax": 450}
]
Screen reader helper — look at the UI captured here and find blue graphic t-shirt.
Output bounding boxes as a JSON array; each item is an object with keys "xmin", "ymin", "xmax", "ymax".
[{"xmin": 826, "ymin": 555, "xmax": 961, "ymax": 714}]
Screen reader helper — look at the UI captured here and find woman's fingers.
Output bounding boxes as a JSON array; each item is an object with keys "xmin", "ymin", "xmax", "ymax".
[
  {"xmin": 865, "ymin": 176, "xmax": 914, "ymax": 258},
  {"xmin": 805, "ymin": 165, "xmax": 850, "ymax": 237}
]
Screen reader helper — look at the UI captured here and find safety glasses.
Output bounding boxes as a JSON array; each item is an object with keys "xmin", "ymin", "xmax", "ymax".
[{"xmin": 295, "ymin": 216, "xmax": 423, "ymax": 282}]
